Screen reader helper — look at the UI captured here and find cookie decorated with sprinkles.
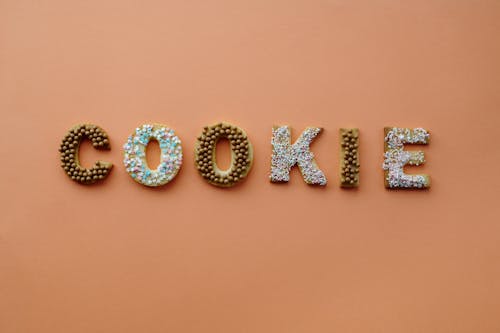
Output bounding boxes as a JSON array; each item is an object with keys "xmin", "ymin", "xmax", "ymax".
[
  {"xmin": 194, "ymin": 122, "xmax": 253, "ymax": 187},
  {"xmin": 270, "ymin": 125, "xmax": 327, "ymax": 185},
  {"xmin": 123, "ymin": 123, "xmax": 183, "ymax": 187},
  {"xmin": 59, "ymin": 124, "xmax": 113, "ymax": 185},
  {"xmin": 340, "ymin": 128, "xmax": 360, "ymax": 188},
  {"xmin": 382, "ymin": 127, "xmax": 430, "ymax": 189}
]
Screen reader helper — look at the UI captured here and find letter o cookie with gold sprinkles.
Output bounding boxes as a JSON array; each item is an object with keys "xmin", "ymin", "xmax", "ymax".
[
  {"xmin": 59, "ymin": 124, "xmax": 113, "ymax": 184},
  {"xmin": 123, "ymin": 123, "xmax": 183, "ymax": 187},
  {"xmin": 194, "ymin": 122, "xmax": 253, "ymax": 187}
]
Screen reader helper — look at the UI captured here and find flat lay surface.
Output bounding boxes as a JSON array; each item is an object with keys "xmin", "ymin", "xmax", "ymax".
[{"xmin": 1, "ymin": 0, "xmax": 499, "ymax": 332}]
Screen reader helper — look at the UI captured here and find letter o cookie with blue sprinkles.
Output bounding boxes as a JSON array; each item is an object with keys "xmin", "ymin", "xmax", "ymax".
[{"xmin": 123, "ymin": 123, "xmax": 183, "ymax": 187}]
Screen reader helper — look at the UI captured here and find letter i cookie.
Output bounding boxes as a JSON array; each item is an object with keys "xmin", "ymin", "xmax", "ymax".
[{"xmin": 339, "ymin": 128, "xmax": 360, "ymax": 187}]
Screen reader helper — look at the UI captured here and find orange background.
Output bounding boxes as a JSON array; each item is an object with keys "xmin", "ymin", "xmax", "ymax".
[{"xmin": 1, "ymin": 1, "xmax": 500, "ymax": 332}]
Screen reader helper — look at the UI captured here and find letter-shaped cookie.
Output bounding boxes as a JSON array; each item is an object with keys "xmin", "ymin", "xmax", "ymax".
[
  {"xmin": 382, "ymin": 127, "xmax": 430, "ymax": 189},
  {"xmin": 194, "ymin": 122, "xmax": 253, "ymax": 187},
  {"xmin": 59, "ymin": 124, "xmax": 112, "ymax": 184},
  {"xmin": 123, "ymin": 123, "xmax": 183, "ymax": 187},
  {"xmin": 270, "ymin": 126, "xmax": 327, "ymax": 185},
  {"xmin": 340, "ymin": 128, "xmax": 360, "ymax": 187}
]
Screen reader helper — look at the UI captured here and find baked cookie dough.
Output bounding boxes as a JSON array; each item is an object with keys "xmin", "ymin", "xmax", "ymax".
[
  {"xmin": 382, "ymin": 127, "xmax": 430, "ymax": 189},
  {"xmin": 59, "ymin": 124, "xmax": 112, "ymax": 184},
  {"xmin": 123, "ymin": 123, "xmax": 183, "ymax": 187},
  {"xmin": 340, "ymin": 128, "xmax": 360, "ymax": 188},
  {"xmin": 194, "ymin": 122, "xmax": 253, "ymax": 187},
  {"xmin": 270, "ymin": 126, "xmax": 327, "ymax": 185}
]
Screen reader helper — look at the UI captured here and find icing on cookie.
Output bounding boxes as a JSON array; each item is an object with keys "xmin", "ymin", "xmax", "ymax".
[
  {"xmin": 59, "ymin": 124, "xmax": 112, "ymax": 185},
  {"xmin": 382, "ymin": 127, "xmax": 430, "ymax": 189},
  {"xmin": 270, "ymin": 126, "xmax": 327, "ymax": 185},
  {"xmin": 194, "ymin": 122, "xmax": 253, "ymax": 187},
  {"xmin": 123, "ymin": 124, "xmax": 182, "ymax": 187},
  {"xmin": 340, "ymin": 128, "xmax": 360, "ymax": 188}
]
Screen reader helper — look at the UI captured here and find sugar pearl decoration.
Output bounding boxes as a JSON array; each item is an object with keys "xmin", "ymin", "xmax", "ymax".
[
  {"xmin": 194, "ymin": 122, "xmax": 253, "ymax": 187},
  {"xmin": 270, "ymin": 126, "xmax": 327, "ymax": 185},
  {"xmin": 59, "ymin": 124, "xmax": 113, "ymax": 185},
  {"xmin": 340, "ymin": 128, "xmax": 360, "ymax": 188},
  {"xmin": 382, "ymin": 127, "xmax": 430, "ymax": 189},
  {"xmin": 123, "ymin": 124, "xmax": 183, "ymax": 187}
]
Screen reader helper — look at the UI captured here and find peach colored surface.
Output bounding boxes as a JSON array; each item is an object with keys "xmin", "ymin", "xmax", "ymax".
[{"xmin": 1, "ymin": 1, "xmax": 500, "ymax": 332}]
